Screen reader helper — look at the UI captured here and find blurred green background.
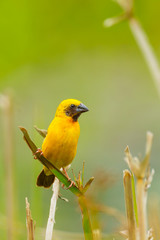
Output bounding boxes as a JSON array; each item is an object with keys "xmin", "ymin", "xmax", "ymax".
[{"xmin": 0, "ymin": 0, "xmax": 160, "ymax": 239}]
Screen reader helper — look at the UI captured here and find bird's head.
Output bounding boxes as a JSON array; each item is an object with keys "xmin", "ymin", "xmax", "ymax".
[{"xmin": 55, "ymin": 99, "xmax": 89, "ymax": 121}]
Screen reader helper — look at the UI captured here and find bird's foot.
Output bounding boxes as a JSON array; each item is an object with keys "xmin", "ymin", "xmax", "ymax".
[
  {"xmin": 62, "ymin": 168, "xmax": 75, "ymax": 189},
  {"xmin": 63, "ymin": 168, "xmax": 70, "ymax": 179},
  {"xmin": 66, "ymin": 180, "xmax": 75, "ymax": 189},
  {"xmin": 61, "ymin": 180, "xmax": 75, "ymax": 189},
  {"xmin": 33, "ymin": 148, "xmax": 43, "ymax": 159}
]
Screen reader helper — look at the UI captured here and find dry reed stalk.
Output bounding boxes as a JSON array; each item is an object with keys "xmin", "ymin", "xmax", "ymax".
[
  {"xmin": 25, "ymin": 198, "xmax": 35, "ymax": 240},
  {"xmin": 124, "ymin": 132, "xmax": 153, "ymax": 240},
  {"xmin": 136, "ymin": 178, "xmax": 147, "ymax": 240},
  {"xmin": 45, "ymin": 178, "xmax": 60, "ymax": 240},
  {"xmin": 123, "ymin": 170, "xmax": 136, "ymax": 240},
  {"xmin": 93, "ymin": 229, "xmax": 101, "ymax": 240},
  {"xmin": 0, "ymin": 94, "xmax": 14, "ymax": 240}
]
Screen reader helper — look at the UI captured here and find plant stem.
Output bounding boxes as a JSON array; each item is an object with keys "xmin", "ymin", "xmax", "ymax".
[
  {"xmin": 136, "ymin": 178, "xmax": 147, "ymax": 240},
  {"xmin": 123, "ymin": 170, "xmax": 136, "ymax": 240},
  {"xmin": 129, "ymin": 17, "xmax": 160, "ymax": 96},
  {"xmin": 131, "ymin": 173, "xmax": 138, "ymax": 226},
  {"xmin": 0, "ymin": 94, "xmax": 14, "ymax": 240},
  {"xmin": 45, "ymin": 178, "xmax": 59, "ymax": 240},
  {"xmin": 78, "ymin": 196, "xmax": 93, "ymax": 240}
]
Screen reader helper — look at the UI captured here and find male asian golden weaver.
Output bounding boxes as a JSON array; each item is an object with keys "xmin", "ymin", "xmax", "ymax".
[{"xmin": 37, "ymin": 99, "xmax": 89, "ymax": 188}]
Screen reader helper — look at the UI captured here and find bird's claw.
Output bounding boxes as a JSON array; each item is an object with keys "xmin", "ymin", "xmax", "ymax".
[
  {"xmin": 61, "ymin": 168, "xmax": 76, "ymax": 189},
  {"xmin": 33, "ymin": 148, "xmax": 43, "ymax": 159},
  {"xmin": 61, "ymin": 180, "xmax": 75, "ymax": 189},
  {"xmin": 66, "ymin": 180, "xmax": 75, "ymax": 189}
]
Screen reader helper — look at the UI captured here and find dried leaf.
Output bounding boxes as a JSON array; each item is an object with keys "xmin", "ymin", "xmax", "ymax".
[{"xmin": 34, "ymin": 125, "xmax": 47, "ymax": 138}]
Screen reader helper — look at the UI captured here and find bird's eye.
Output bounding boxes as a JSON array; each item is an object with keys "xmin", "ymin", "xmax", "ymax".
[{"xmin": 70, "ymin": 104, "xmax": 75, "ymax": 108}]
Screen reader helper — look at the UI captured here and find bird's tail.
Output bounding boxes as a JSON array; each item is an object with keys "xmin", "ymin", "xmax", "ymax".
[{"xmin": 37, "ymin": 169, "xmax": 55, "ymax": 188}]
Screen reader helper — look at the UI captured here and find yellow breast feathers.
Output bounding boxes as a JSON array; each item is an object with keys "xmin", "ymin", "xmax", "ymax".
[{"xmin": 42, "ymin": 117, "xmax": 80, "ymax": 169}]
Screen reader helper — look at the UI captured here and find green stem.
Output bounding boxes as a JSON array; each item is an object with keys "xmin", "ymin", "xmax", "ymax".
[{"xmin": 78, "ymin": 196, "xmax": 93, "ymax": 240}]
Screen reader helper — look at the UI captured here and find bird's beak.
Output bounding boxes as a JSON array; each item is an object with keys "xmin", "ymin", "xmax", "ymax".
[{"xmin": 77, "ymin": 103, "xmax": 89, "ymax": 113}]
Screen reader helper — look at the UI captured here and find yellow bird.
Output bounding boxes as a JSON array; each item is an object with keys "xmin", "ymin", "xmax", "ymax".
[{"xmin": 37, "ymin": 99, "xmax": 89, "ymax": 188}]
